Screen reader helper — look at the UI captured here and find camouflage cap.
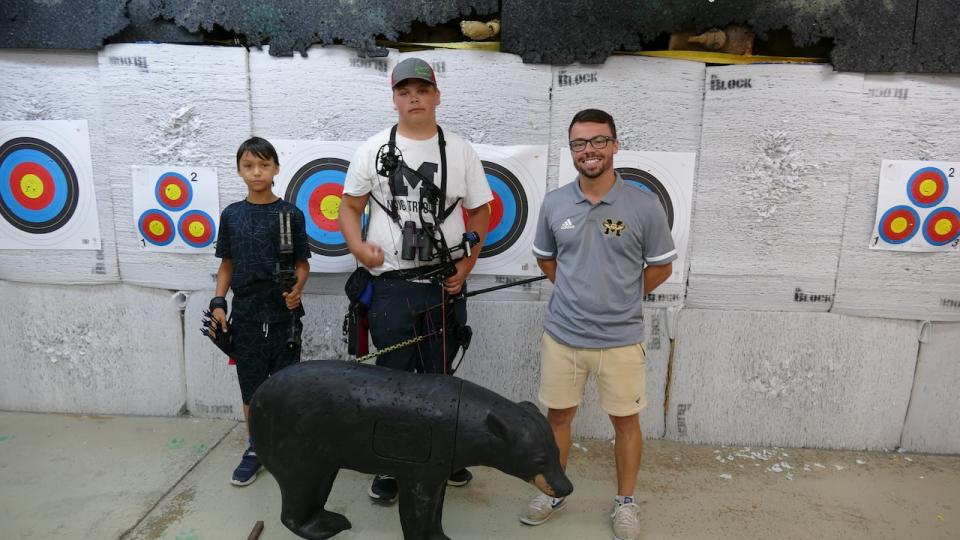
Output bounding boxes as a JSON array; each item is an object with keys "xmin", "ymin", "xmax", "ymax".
[{"xmin": 390, "ymin": 57, "xmax": 437, "ymax": 88}]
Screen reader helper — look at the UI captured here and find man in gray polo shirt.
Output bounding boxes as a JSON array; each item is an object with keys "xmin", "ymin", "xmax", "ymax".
[{"xmin": 521, "ymin": 109, "xmax": 675, "ymax": 540}]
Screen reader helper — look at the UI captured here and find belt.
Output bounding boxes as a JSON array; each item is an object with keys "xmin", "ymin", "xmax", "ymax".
[{"xmin": 377, "ymin": 264, "xmax": 444, "ymax": 281}]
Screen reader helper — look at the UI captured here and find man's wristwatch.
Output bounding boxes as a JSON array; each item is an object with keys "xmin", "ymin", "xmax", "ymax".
[{"xmin": 209, "ymin": 296, "xmax": 228, "ymax": 312}]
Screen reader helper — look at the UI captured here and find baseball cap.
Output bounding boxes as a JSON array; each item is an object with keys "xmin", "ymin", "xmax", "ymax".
[{"xmin": 390, "ymin": 57, "xmax": 437, "ymax": 88}]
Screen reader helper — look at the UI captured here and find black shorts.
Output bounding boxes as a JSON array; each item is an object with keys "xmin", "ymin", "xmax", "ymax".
[
  {"xmin": 231, "ymin": 319, "xmax": 301, "ymax": 404},
  {"xmin": 367, "ymin": 277, "xmax": 467, "ymax": 374}
]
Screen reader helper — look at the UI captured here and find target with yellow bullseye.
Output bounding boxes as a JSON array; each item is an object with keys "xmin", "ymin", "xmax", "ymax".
[
  {"xmin": 284, "ymin": 157, "xmax": 367, "ymax": 257},
  {"xmin": 155, "ymin": 172, "xmax": 193, "ymax": 212},
  {"xmin": 138, "ymin": 209, "xmax": 175, "ymax": 246},
  {"xmin": 0, "ymin": 136, "xmax": 80, "ymax": 234},
  {"xmin": 877, "ymin": 205, "xmax": 919, "ymax": 244},
  {"xmin": 907, "ymin": 167, "xmax": 948, "ymax": 208},
  {"xmin": 177, "ymin": 209, "xmax": 216, "ymax": 248},
  {"xmin": 922, "ymin": 207, "xmax": 960, "ymax": 246}
]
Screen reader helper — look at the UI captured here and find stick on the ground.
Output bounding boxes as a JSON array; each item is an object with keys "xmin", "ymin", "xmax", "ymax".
[{"xmin": 247, "ymin": 520, "xmax": 264, "ymax": 540}]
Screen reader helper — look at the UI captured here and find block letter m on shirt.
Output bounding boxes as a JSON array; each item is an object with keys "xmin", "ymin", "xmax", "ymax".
[{"xmin": 389, "ymin": 161, "xmax": 439, "ymax": 197}]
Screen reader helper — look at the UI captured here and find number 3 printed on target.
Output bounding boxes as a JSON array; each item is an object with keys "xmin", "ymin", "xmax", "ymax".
[{"xmin": 131, "ymin": 165, "xmax": 221, "ymax": 253}]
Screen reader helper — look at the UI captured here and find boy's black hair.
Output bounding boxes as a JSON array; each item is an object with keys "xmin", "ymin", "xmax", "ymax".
[
  {"xmin": 236, "ymin": 137, "xmax": 279, "ymax": 168},
  {"xmin": 568, "ymin": 108, "xmax": 617, "ymax": 139}
]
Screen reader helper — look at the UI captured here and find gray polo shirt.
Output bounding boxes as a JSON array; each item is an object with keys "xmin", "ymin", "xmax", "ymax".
[{"xmin": 533, "ymin": 174, "xmax": 677, "ymax": 348}]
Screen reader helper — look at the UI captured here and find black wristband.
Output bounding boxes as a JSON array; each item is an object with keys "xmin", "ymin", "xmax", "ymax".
[{"xmin": 209, "ymin": 296, "xmax": 228, "ymax": 312}]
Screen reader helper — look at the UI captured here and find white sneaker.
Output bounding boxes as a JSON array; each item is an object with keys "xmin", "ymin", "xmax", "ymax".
[
  {"xmin": 611, "ymin": 499, "xmax": 640, "ymax": 540},
  {"xmin": 520, "ymin": 492, "xmax": 567, "ymax": 525}
]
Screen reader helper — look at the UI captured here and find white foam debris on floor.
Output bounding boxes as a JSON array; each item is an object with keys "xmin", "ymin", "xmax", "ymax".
[
  {"xmin": 719, "ymin": 473, "xmax": 733, "ymax": 480},
  {"xmin": 710, "ymin": 446, "xmax": 881, "ymax": 480}
]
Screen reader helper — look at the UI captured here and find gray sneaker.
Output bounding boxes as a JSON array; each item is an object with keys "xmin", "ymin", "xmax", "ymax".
[
  {"xmin": 611, "ymin": 499, "xmax": 640, "ymax": 540},
  {"xmin": 520, "ymin": 492, "xmax": 567, "ymax": 525}
]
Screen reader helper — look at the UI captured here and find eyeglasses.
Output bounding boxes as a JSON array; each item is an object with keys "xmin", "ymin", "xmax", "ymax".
[{"xmin": 568, "ymin": 136, "xmax": 617, "ymax": 152}]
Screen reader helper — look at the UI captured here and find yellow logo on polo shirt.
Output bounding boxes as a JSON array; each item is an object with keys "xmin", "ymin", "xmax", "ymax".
[{"xmin": 602, "ymin": 218, "xmax": 626, "ymax": 236}]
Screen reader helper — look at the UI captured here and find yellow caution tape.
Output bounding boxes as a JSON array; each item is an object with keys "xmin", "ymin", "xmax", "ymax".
[
  {"xmin": 616, "ymin": 50, "xmax": 827, "ymax": 64},
  {"xmin": 379, "ymin": 42, "xmax": 827, "ymax": 65},
  {"xmin": 380, "ymin": 41, "xmax": 501, "ymax": 52}
]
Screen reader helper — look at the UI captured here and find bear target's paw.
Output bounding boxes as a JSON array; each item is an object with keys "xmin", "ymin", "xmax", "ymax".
[{"xmin": 282, "ymin": 510, "xmax": 351, "ymax": 540}]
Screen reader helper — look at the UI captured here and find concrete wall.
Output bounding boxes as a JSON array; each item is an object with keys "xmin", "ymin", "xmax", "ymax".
[{"xmin": 1, "ymin": 44, "xmax": 958, "ymax": 452}]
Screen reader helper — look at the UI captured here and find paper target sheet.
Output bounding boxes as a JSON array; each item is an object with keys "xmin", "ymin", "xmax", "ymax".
[
  {"xmin": 871, "ymin": 160, "xmax": 960, "ymax": 252},
  {"xmin": 131, "ymin": 165, "xmax": 220, "ymax": 253},
  {"xmin": 0, "ymin": 120, "xmax": 101, "ymax": 250}
]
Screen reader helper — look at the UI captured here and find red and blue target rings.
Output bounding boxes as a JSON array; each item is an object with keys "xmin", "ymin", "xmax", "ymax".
[
  {"xmin": 138, "ymin": 209, "xmax": 176, "ymax": 246},
  {"xmin": 178, "ymin": 209, "xmax": 216, "ymax": 248},
  {"xmin": 877, "ymin": 205, "xmax": 920, "ymax": 244},
  {"xmin": 0, "ymin": 137, "xmax": 80, "ymax": 234},
  {"xmin": 906, "ymin": 167, "xmax": 948, "ymax": 208},
  {"xmin": 155, "ymin": 172, "xmax": 194, "ymax": 212},
  {"xmin": 922, "ymin": 207, "xmax": 960, "ymax": 246}
]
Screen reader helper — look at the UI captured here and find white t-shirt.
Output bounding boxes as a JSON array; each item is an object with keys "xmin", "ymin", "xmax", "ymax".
[{"xmin": 343, "ymin": 126, "xmax": 493, "ymax": 275}]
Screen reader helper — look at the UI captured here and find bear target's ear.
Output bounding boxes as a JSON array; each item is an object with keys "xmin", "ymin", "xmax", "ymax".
[
  {"xmin": 518, "ymin": 401, "xmax": 541, "ymax": 416},
  {"xmin": 485, "ymin": 407, "xmax": 511, "ymax": 442}
]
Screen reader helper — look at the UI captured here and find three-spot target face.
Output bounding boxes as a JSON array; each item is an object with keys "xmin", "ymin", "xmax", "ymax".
[
  {"xmin": 616, "ymin": 167, "xmax": 674, "ymax": 230},
  {"xmin": 471, "ymin": 160, "xmax": 528, "ymax": 258},
  {"xmin": 178, "ymin": 209, "xmax": 216, "ymax": 248},
  {"xmin": 155, "ymin": 172, "xmax": 193, "ymax": 212},
  {"xmin": 907, "ymin": 167, "xmax": 948, "ymax": 208},
  {"xmin": 0, "ymin": 137, "xmax": 79, "ymax": 234},
  {"xmin": 922, "ymin": 207, "xmax": 960, "ymax": 246},
  {"xmin": 877, "ymin": 205, "xmax": 920, "ymax": 244},
  {"xmin": 285, "ymin": 157, "xmax": 365, "ymax": 257},
  {"xmin": 138, "ymin": 209, "xmax": 175, "ymax": 246}
]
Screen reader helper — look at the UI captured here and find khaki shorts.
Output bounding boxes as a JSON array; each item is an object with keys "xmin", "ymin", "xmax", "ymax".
[{"xmin": 538, "ymin": 332, "xmax": 646, "ymax": 417}]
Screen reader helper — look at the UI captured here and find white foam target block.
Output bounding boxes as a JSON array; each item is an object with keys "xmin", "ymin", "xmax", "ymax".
[
  {"xmin": 834, "ymin": 74, "xmax": 960, "ymax": 321},
  {"xmin": 0, "ymin": 50, "xmax": 119, "ymax": 283},
  {"xmin": 900, "ymin": 322, "xmax": 960, "ymax": 453},
  {"xmin": 184, "ymin": 291, "xmax": 353, "ymax": 420},
  {"xmin": 664, "ymin": 309, "xmax": 918, "ymax": 450},
  {"xmin": 549, "ymin": 57, "xmax": 705, "ymax": 190},
  {"xmin": 0, "ymin": 280, "xmax": 185, "ymax": 415},
  {"xmin": 183, "ymin": 290, "xmax": 243, "ymax": 420},
  {"xmin": 98, "ymin": 43, "xmax": 251, "ymax": 290},
  {"xmin": 249, "ymin": 45, "xmax": 398, "ymax": 140},
  {"xmin": 397, "ymin": 49, "xmax": 553, "ymax": 145},
  {"xmin": 685, "ymin": 65, "xmax": 864, "ymax": 312},
  {"xmin": 457, "ymin": 302, "xmax": 669, "ymax": 440},
  {"xmin": 567, "ymin": 308, "xmax": 671, "ymax": 440}
]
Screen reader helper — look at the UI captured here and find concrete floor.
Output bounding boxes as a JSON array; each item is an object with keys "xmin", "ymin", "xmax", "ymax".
[{"xmin": 0, "ymin": 411, "xmax": 957, "ymax": 540}]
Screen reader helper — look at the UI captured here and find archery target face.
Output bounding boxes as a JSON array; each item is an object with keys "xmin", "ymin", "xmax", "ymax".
[
  {"xmin": 559, "ymin": 150, "xmax": 696, "ymax": 284},
  {"xmin": 872, "ymin": 160, "xmax": 960, "ymax": 252},
  {"xmin": 273, "ymin": 140, "xmax": 365, "ymax": 272},
  {"xmin": 922, "ymin": 207, "xmax": 960, "ymax": 246},
  {"xmin": 178, "ymin": 209, "xmax": 216, "ymax": 248},
  {"xmin": 138, "ymin": 209, "xmax": 175, "ymax": 246},
  {"xmin": 877, "ymin": 205, "xmax": 919, "ymax": 244},
  {"xmin": 131, "ymin": 166, "xmax": 220, "ymax": 253},
  {"xmin": 468, "ymin": 144, "xmax": 546, "ymax": 276},
  {"xmin": 156, "ymin": 172, "xmax": 194, "ymax": 211},
  {"xmin": 0, "ymin": 120, "xmax": 101, "ymax": 250}
]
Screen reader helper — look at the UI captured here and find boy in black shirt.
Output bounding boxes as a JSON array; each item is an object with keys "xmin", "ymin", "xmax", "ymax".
[{"xmin": 209, "ymin": 137, "xmax": 311, "ymax": 486}]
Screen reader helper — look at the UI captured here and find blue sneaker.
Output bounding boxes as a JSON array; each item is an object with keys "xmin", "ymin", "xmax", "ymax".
[
  {"xmin": 368, "ymin": 475, "xmax": 398, "ymax": 503},
  {"xmin": 231, "ymin": 446, "xmax": 262, "ymax": 486}
]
